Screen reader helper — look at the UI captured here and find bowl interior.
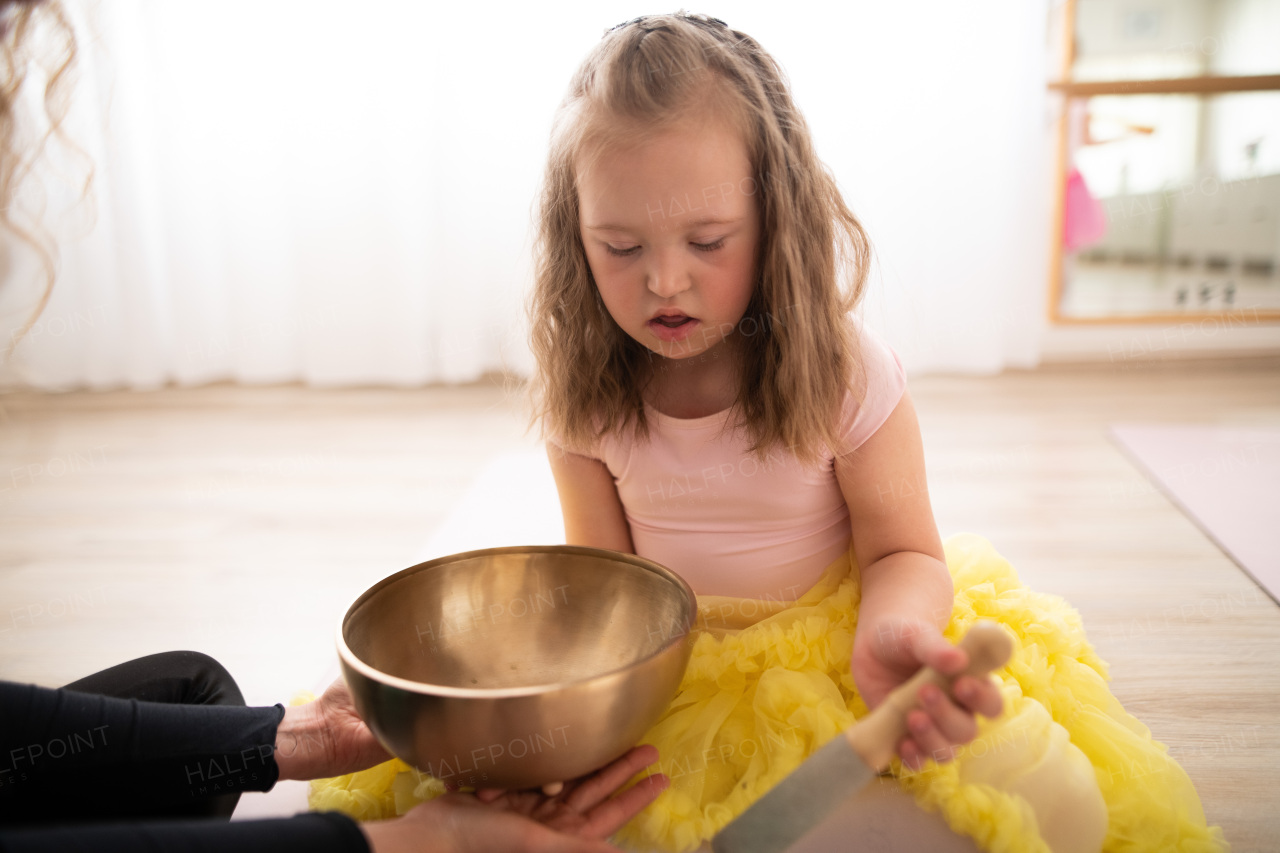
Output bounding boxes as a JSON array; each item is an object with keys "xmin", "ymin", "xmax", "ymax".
[{"xmin": 343, "ymin": 548, "xmax": 692, "ymax": 690}]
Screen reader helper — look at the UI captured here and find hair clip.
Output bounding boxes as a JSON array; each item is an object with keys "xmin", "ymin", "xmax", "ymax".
[
  {"xmin": 693, "ymin": 14, "xmax": 729, "ymax": 28},
  {"xmin": 603, "ymin": 12, "xmax": 729, "ymax": 37},
  {"xmin": 606, "ymin": 14, "xmax": 652, "ymax": 34}
]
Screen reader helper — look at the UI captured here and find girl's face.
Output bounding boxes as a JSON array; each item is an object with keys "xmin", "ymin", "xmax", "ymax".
[{"xmin": 577, "ymin": 119, "xmax": 760, "ymax": 362}]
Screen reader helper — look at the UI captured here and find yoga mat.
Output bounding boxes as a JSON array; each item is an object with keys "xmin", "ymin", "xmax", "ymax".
[{"xmin": 1109, "ymin": 423, "xmax": 1280, "ymax": 605}]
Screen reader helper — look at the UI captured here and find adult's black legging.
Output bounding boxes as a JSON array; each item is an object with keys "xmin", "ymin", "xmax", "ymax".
[
  {"xmin": 2, "ymin": 650, "xmax": 271, "ymax": 825},
  {"xmin": 0, "ymin": 651, "xmax": 366, "ymax": 852}
]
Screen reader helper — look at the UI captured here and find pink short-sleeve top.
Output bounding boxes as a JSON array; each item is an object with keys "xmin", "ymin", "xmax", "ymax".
[{"xmin": 566, "ymin": 323, "xmax": 907, "ymax": 599}]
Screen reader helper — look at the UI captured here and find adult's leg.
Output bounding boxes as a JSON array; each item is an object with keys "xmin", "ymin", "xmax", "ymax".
[
  {"xmin": 62, "ymin": 650, "xmax": 248, "ymax": 820},
  {"xmin": 64, "ymin": 650, "xmax": 246, "ymax": 707}
]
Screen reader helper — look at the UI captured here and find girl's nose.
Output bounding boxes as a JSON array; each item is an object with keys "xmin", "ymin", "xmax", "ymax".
[{"xmin": 646, "ymin": 254, "xmax": 692, "ymax": 299}]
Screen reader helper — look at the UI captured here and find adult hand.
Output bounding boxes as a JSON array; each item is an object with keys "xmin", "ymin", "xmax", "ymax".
[
  {"xmin": 274, "ymin": 677, "xmax": 392, "ymax": 781},
  {"xmin": 851, "ymin": 616, "xmax": 1003, "ymax": 771},
  {"xmin": 361, "ymin": 745, "xmax": 669, "ymax": 853}
]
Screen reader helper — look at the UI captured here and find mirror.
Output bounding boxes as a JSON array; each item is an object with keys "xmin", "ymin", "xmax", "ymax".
[{"xmin": 1051, "ymin": 0, "xmax": 1280, "ymax": 322}]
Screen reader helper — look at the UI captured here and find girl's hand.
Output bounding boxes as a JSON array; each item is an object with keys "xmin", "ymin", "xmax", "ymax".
[
  {"xmin": 850, "ymin": 617, "xmax": 1003, "ymax": 771},
  {"xmin": 363, "ymin": 745, "xmax": 669, "ymax": 853},
  {"xmin": 274, "ymin": 677, "xmax": 393, "ymax": 781}
]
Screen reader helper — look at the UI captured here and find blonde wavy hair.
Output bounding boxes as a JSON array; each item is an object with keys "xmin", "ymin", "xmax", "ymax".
[
  {"xmin": 1, "ymin": 0, "xmax": 79, "ymax": 359},
  {"xmin": 527, "ymin": 11, "xmax": 871, "ymax": 465}
]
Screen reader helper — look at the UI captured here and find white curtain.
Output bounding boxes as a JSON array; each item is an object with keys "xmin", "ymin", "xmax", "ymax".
[{"xmin": 0, "ymin": 0, "xmax": 1052, "ymax": 391}]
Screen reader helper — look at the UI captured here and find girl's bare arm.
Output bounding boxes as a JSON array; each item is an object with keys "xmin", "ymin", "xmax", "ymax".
[
  {"xmin": 835, "ymin": 388, "xmax": 952, "ymax": 636},
  {"xmin": 546, "ymin": 443, "xmax": 635, "ymax": 553},
  {"xmin": 835, "ymin": 388, "xmax": 1002, "ymax": 768}
]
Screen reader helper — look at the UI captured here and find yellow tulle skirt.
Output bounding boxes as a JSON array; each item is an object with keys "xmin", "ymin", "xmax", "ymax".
[{"xmin": 305, "ymin": 533, "xmax": 1229, "ymax": 853}]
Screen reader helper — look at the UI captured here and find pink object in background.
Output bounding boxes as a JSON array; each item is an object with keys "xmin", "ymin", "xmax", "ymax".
[{"xmin": 1063, "ymin": 166, "xmax": 1108, "ymax": 250}]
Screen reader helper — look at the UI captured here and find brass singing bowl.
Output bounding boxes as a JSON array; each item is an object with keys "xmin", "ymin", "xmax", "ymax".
[{"xmin": 337, "ymin": 545, "xmax": 697, "ymax": 789}]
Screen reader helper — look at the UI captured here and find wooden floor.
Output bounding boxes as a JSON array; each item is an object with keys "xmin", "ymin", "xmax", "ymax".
[{"xmin": 2, "ymin": 359, "xmax": 1278, "ymax": 850}]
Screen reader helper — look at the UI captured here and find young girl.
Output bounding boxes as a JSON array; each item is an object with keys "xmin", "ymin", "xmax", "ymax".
[{"xmin": 311, "ymin": 12, "xmax": 1228, "ymax": 853}]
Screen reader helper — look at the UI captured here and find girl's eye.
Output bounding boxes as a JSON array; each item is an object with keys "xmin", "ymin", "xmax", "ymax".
[{"xmin": 603, "ymin": 238, "xmax": 726, "ymax": 257}]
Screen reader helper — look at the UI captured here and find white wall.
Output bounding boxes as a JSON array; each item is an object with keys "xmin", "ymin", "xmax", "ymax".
[{"xmin": 12, "ymin": 0, "xmax": 1262, "ymax": 388}]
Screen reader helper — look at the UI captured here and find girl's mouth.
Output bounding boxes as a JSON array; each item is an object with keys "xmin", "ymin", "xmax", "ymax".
[{"xmin": 647, "ymin": 313, "xmax": 699, "ymax": 343}]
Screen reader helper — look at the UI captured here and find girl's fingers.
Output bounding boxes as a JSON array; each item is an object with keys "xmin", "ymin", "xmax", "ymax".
[
  {"xmin": 898, "ymin": 737, "xmax": 925, "ymax": 772},
  {"xmin": 926, "ymin": 685, "xmax": 979, "ymax": 745},
  {"xmin": 578, "ymin": 772, "xmax": 670, "ymax": 839},
  {"xmin": 905, "ymin": 708, "xmax": 955, "ymax": 765},
  {"xmin": 913, "ymin": 634, "xmax": 1004, "ymax": 717},
  {"xmin": 953, "ymin": 675, "xmax": 1004, "ymax": 718},
  {"xmin": 565, "ymin": 744, "xmax": 661, "ymax": 814},
  {"xmin": 912, "ymin": 629, "xmax": 967, "ymax": 676},
  {"xmin": 474, "ymin": 780, "xmax": 567, "ymax": 806},
  {"xmin": 911, "ymin": 686, "xmax": 979, "ymax": 760}
]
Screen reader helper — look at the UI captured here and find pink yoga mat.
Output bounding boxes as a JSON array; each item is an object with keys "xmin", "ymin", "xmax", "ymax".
[{"xmin": 1109, "ymin": 423, "xmax": 1280, "ymax": 605}]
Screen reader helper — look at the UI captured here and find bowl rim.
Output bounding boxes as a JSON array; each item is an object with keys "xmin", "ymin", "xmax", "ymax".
[{"xmin": 335, "ymin": 544, "xmax": 697, "ymax": 699}]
